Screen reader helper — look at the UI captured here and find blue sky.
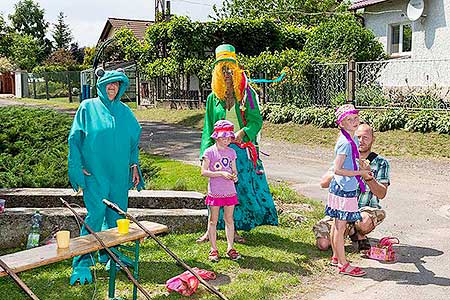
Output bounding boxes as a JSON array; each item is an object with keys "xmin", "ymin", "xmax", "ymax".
[{"xmin": 0, "ymin": 0, "xmax": 224, "ymax": 47}]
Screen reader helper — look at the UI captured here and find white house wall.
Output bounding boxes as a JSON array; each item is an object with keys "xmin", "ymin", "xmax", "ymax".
[
  {"xmin": 364, "ymin": 0, "xmax": 450, "ymax": 60},
  {"xmin": 361, "ymin": 0, "xmax": 450, "ymax": 88}
]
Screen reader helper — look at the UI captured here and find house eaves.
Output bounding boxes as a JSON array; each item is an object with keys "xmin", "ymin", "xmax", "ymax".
[{"xmin": 349, "ymin": 0, "xmax": 389, "ymax": 10}]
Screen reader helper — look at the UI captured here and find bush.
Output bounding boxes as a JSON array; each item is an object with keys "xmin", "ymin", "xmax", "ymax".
[
  {"xmin": 358, "ymin": 109, "xmax": 378, "ymax": 125},
  {"xmin": 292, "ymin": 107, "xmax": 316, "ymax": 124},
  {"xmin": 0, "ymin": 107, "xmax": 159, "ymax": 188},
  {"xmin": 372, "ymin": 109, "xmax": 408, "ymax": 132},
  {"xmin": 356, "ymin": 84, "xmax": 388, "ymax": 107},
  {"xmin": 311, "ymin": 108, "xmax": 335, "ymax": 128},
  {"xmin": 436, "ymin": 113, "xmax": 450, "ymax": 134},
  {"xmin": 405, "ymin": 110, "xmax": 438, "ymax": 133},
  {"xmin": 262, "ymin": 104, "xmax": 450, "ymax": 135},
  {"xmin": 0, "ymin": 107, "xmax": 72, "ymax": 188},
  {"xmin": 266, "ymin": 104, "xmax": 297, "ymax": 124}
]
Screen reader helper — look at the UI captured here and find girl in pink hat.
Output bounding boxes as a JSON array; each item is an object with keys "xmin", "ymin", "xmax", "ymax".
[
  {"xmin": 326, "ymin": 104, "xmax": 371, "ymax": 276},
  {"xmin": 201, "ymin": 120, "xmax": 241, "ymax": 262}
]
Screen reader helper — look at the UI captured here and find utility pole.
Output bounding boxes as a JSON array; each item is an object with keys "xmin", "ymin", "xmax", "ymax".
[
  {"xmin": 155, "ymin": 0, "xmax": 171, "ymax": 58},
  {"xmin": 155, "ymin": 0, "xmax": 170, "ymax": 22},
  {"xmin": 155, "ymin": 0, "xmax": 165, "ymax": 22}
]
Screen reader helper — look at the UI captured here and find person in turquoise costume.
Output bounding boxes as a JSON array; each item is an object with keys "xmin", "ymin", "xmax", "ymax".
[
  {"xmin": 67, "ymin": 67, "xmax": 144, "ymax": 285},
  {"xmin": 197, "ymin": 44, "xmax": 278, "ymax": 244}
]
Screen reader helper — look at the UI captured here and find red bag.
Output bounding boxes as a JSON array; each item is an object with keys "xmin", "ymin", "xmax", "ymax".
[
  {"xmin": 367, "ymin": 236, "xmax": 399, "ymax": 262},
  {"xmin": 166, "ymin": 267, "xmax": 216, "ymax": 296}
]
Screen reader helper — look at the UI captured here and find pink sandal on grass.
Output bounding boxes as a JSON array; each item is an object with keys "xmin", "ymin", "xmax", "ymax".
[
  {"xmin": 338, "ymin": 263, "xmax": 366, "ymax": 277},
  {"xmin": 208, "ymin": 249, "xmax": 219, "ymax": 262}
]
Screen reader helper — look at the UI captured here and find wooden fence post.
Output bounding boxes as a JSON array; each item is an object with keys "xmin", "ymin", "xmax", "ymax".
[{"xmin": 347, "ymin": 59, "xmax": 356, "ymax": 105}]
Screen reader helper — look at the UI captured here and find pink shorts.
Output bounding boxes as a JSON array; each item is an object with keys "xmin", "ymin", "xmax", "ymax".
[{"xmin": 205, "ymin": 194, "xmax": 238, "ymax": 206}]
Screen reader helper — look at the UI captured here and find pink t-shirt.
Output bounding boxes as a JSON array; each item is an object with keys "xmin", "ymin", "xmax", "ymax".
[{"xmin": 203, "ymin": 145, "xmax": 237, "ymax": 198}]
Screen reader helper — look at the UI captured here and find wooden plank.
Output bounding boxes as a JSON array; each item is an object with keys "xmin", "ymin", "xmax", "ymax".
[{"xmin": 0, "ymin": 221, "xmax": 168, "ymax": 277}]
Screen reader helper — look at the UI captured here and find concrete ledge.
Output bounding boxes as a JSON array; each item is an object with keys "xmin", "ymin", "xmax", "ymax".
[
  {"xmin": 0, "ymin": 188, "xmax": 206, "ymax": 209},
  {"xmin": 0, "ymin": 207, "xmax": 207, "ymax": 249}
]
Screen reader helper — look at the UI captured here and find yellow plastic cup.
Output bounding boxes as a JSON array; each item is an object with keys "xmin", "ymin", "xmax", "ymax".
[
  {"xmin": 56, "ymin": 230, "xmax": 70, "ymax": 248},
  {"xmin": 117, "ymin": 219, "xmax": 130, "ymax": 234}
]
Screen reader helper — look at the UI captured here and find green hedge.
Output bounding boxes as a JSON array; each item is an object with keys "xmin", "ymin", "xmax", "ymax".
[
  {"xmin": 0, "ymin": 107, "xmax": 159, "ymax": 188},
  {"xmin": 262, "ymin": 104, "xmax": 450, "ymax": 134}
]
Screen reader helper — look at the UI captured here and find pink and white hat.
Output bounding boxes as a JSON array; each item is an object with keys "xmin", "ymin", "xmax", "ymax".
[
  {"xmin": 335, "ymin": 104, "xmax": 359, "ymax": 125},
  {"xmin": 210, "ymin": 120, "xmax": 235, "ymax": 140}
]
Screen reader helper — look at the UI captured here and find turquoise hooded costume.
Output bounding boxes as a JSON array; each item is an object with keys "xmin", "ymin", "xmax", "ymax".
[{"xmin": 68, "ymin": 69, "xmax": 144, "ymax": 285}]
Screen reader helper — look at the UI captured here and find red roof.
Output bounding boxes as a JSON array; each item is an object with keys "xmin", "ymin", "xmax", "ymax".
[
  {"xmin": 349, "ymin": 0, "xmax": 389, "ymax": 10},
  {"xmin": 98, "ymin": 17, "xmax": 154, "ymax": 43}
]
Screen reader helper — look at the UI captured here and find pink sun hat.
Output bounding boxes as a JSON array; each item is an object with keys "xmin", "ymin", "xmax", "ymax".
[
  {"xmin": 335, "ymin": 104, "xmax": 359, "ymax": 125},
  {"xmin": 210, "ymin": 120, "xmax": 235, "ymax": 140}
]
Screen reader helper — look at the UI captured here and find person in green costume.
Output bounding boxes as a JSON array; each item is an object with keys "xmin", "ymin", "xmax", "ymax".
[
  {"xmin": 197, "ymin": 44, "xmax": 278, "ymax": 244},
  {"xmin": 67, "ymin": 68, "xmax": 144, "ymax": 285}
]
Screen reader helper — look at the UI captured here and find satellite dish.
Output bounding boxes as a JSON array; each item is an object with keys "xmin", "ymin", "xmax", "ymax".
[{"xmin": 407, "ymin": 0, "xmax": 425, "ymax": 21}]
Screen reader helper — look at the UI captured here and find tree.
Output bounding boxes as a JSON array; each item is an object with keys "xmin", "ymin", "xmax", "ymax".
[
  {"xmin": 44, "ymin": 48, "xmax": 76, "ymax": 67},
  {"xmin": 9, "ymin": 33, "xmax": 41, "ymax": 70},
  {"xmin": 9, "ymin": 0, "xmax": 51, "ymax": 62},
  {"xmin": 70, "ymin": 42, "xmax": 85, "ymax": 65},
  {"xmin": 303, "ymin": 14, "xmax": 385, "ymax": 61},
  {"xmin": 212, "ymin": 0, "xmax": 338, "ymax": 23},
  {"xmin": 0, "ymin": 14, "xmax": 12, "ymax": 57},
  {"xmin": 0, "ymin": 56, "xmax": 16, "ymax": 73},
  {"xmin": 9, "ymin": 0, "xmax": 48, "ymax": 41},
  {"xmin": 83, "ymin": 47, "xmax": 95, "ymax": 66},
  {"xmin": 52, "ymin": 12, "xmax": 73, "ymax": 50}
]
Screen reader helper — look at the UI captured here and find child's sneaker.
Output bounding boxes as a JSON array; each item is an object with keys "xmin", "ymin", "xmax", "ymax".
[
  {"xmin": 226, "ymin": 248, "xmax": 241, "ymax": 261},
  {"xmin": 208, "ymin": 249, "xmax": 219, "ymax": 262}
]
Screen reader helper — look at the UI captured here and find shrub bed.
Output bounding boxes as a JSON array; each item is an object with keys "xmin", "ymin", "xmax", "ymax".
[
  {"xmin": 262, "ymin": 104, "xmax": 450, "ymax": 134},
  {"xmin": 0, "ymin": 107, "xmax": 159, "ymax": 188}
]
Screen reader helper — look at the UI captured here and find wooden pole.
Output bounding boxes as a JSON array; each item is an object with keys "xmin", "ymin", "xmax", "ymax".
[
  {"xmin": 59, "ymin": 198, "xmax": 152, "ymax": 300},
  {"xmin": 103, "ymin": 199, "xmax": 229, "ymax": 300},
  {"xmin": 0, "ymin": 258, "xmax": 40, "ymax": 300}
]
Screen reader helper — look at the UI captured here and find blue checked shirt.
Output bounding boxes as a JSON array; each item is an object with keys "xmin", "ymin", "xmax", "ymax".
[{"xmin": 357, "ymin": 155, "xmax": 390, "ymax": 209}]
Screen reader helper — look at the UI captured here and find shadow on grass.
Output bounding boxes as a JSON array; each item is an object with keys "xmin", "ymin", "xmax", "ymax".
[
  {"xmin": 243, "ymin": 230, "xmax": 328, "ymax": 258},
  {"xmin": 236, "ymin": 254, "xmax": 312, "ymax": 275},
  {"xmin": 175, "ymin": 112, "xmax": 204, "ymax": 128}
]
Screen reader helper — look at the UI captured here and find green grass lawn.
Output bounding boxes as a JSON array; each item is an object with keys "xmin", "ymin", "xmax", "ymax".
[
  {"xmin": 146, "ymin": 154, "xmax": 207, "ymax": 193},
  {"xmin": 0, "ymin": 157, "xmax": 330, "ymax": 300}
]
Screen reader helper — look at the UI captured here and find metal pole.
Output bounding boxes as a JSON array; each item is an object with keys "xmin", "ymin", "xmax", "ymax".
[
  {"xmin": 67, "ymin": 72, "xmax": 73, "ymax": 103},
  {"xmin": 59, "ymin": 198, "xmax": 152, "ymax": 300},
  {"xmin": 347, "ymin": 59, "xmax": 356, "ymax": 105},
  {"xmin": 45, "ymin": 74, "xmax": 49, "ymax": 100},
  {"xmin": 0, "ymin": 258, "xmax": 40, "ymax": 300},
  {"xmin": 102, "ymin": 199, "xmax": 229, "ymax": 300}
]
